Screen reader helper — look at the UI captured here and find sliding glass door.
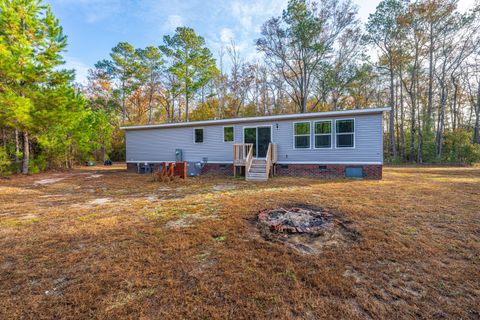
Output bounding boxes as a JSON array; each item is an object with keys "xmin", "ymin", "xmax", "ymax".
[{"xmin": 243, "ymin": 126, "xmax": 271, "ymax": 158}]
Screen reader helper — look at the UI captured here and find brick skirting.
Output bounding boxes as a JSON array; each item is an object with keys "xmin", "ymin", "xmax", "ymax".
[
  {"xmin": 127, "ymin": 162, "xmax": 382, "ymax": 179},
  {"xmin": 126, "ymin": 162, "xmax": 170, "ymax": 173},
  {"xmin": 201, "ymin": 163, "xmax": 234, "ymax": 176},
  {"xmin": 274, "ymin": 164, "xmax": 382, "ymax": 180},
  {"xmin": 127, "ymin": 162, "xmax": 234, "ymax": 175},
  {"xmin": 127, "ymin": 162, "xmax": 137, "ymax": 172}
]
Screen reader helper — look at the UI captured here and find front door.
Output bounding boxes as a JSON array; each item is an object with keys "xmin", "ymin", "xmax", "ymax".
[{"xmin": 243, "ymin": 126, "xmax": 272, "ymax": 158}]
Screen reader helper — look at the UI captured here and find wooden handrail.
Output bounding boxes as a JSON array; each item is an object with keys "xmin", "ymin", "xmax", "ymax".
[
  {"xmin": 233, "ymin": 143, "xmax": 253, "ymax": 163},
  {"xmin": 234, "ymin": 143, "xmax": 275, "ymax": 179},
  {"xmin": 245, "ymin": 144, "xmax": 254, "ymax": 173},
  {"xmin": 233, "ymin": 143, "xmax": 252, "ymax": 160},
  {"xmin": 265, "ymin": 143, "xmax": 277, "ymax": 177},
  {"xmin": 265, "ymin": 143, "xmax": 272, "ymax": 177}
]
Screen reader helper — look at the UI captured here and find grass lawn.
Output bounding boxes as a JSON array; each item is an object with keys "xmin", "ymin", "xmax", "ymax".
[{"xmin": 0, "ymin": 165, "xmax": 479, "ymax": 319}]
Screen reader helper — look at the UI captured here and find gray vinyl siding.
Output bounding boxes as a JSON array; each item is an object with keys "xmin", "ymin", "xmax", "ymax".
[{"xmin": 125, "ymin": 113, "xmax": 383, "ymax": 164}]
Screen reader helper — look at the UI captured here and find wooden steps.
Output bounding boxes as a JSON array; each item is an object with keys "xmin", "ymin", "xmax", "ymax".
[
  {"xmin": 234, "ymin": 143, "xmax": 276, "ymax": 182},
  {"xmin": 246, "ymin": 159, "xmax": 268, "ymax": 181}
]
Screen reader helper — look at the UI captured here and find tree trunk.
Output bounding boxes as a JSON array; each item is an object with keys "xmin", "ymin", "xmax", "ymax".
[
  {"xmin": 148, "ymin": 82, "xmax": 154, "ymax": 124},
  {"xmin": 437, "ymin": 83, "xmax": 447, "ymax": 158},
  {"xmin": 332, "ymin": 90, "xmax": 338, "ymax": 111},
  {"xmin": 411, "ymin": 104, "xmax": 416, "ymax": 163},
  {"xmin": 22, "ymin": 131, "xmax": 29, "ymax": 174},
  {"xmin": 395, "ymin": 79, "xmax": 399, "ymax": 156},
  {"xmin": 101, "ymin": 146, "xmax": 106, "ymax": 163},
  {"xmin": 399, "ymin": 68, "xmax": 405, "ymax": 160},
  {"xmin": 301, "ymin": 63, "xmax": 307, "ymax": 113},
  {"xmin": 15, "ymin": 128, "xmax": 19, "ymax": 165},
  {"xmin": 300, "ymin": 95, "xmax": 307, "ymax": 113},
  {"xmin": 185, "ymin": 49, "xmax": 189, "ymax": 122},
  {"xmin": 474, "ymin": 81, "xmax": 480, "ymax": 144},
  {"xmin": 417, "ymin": 124, "xmax": 423, "ymax": 164},
  {"xmin": 122, "ymin": 79, "xmax": 126, "ymax": 123},
  {"xmin": 427, "ymin": 23, "xmax": 434, "ymax": 122},
  {"xmin": 177, "ymin": 97, "xmax": 181, "ymax": 121},
  {"xmin": 474, "ymin": 109, "xmax": 480, "ymax": 144},
  {"xmin": 416, "ymin": 68, "xmax": 422, "ymax": 164},
  {"xmin": 405, "ymin": 77, "xmax": 416, "ymax": 163},
  {"xmin": 389, "ymin": 65, "xmax": 397, "ymax": 158},
  {"xmin": 185, "ymin": 92, "xmax": 189, "ymax": 122},
  {"xmin": 452, "ymin": 76, "xmax": 458, "ymax": 130}
]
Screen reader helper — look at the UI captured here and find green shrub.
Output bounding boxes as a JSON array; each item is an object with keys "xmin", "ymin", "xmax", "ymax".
[
  {"xmin": 29, "ymin": 155, "xmax": 47, "ymax": 174},
  {"xmin": 0, "ymin": 147, "xmax": 11, "ymax": 177},
  {"xmin": 442, "ymin": 129, "xmax": 480, "ymax": 164}
]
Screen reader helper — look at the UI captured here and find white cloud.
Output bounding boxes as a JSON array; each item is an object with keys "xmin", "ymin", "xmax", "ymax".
[
  {"xmin": 220, "ymin": 28, "xmax": 235, "ymax": 43},
  {"xmin": 63, "ymin": 56, "xmax": 90, "ymax": 84},
  {"xmin": 221, "ymin": 0, "xmax": 287, "ymax": 64},
  {"xmin": 231, "ymin": 0, "xmax": 287, "ymax": 31},
  {"xmin": 164, "ymin": 14, "xmax": 184, "ymax": 32}
]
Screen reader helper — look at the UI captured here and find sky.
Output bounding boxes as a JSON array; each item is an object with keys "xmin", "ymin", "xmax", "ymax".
[{"xmin": 44, "ymin": 0, "xmax": 476, "ymax": 84}]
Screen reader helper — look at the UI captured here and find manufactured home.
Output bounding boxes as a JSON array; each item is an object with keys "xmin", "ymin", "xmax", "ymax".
[{"xmin": 121, "ymin": 107, "xmax": 389, "ymax": 180}]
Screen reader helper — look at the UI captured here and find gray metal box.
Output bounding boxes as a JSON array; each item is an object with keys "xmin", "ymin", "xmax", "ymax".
[
  {"xmin": 187, "ymin": 162, "xmax": 203, "ymax": 176},
  {"xmin": 175, "ymin": 149, "xmax": 183, "ymax": 162}
]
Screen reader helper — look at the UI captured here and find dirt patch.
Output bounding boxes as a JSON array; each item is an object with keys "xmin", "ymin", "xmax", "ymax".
[
  {"xmin": 212, "ymin": 184, "xmax": 237, "ymax": 192},
  {"xmin": 89, "ymin": 198, "xmax": 112, "ymax": 205},
  {"xmin": 256, "ymin": 204, "xmax": 360, "ymax": 254},
  {"xmin": 34, "ymin": 177, "xmax": 65, "ymax": 185},
  {"xmin": 166, "ymin": 214, "xmax": 219, "ymax": 229},
  {"xmin": 44, "ymin": 276, "xmax": 71, "ymax": 297},
  {"xmin": 87, "ymin": 174, "xmax": 103, "ymax": 179},
  {"xmin": 166, "ymin": 217, "xmax": 193, "ymax": 229}
]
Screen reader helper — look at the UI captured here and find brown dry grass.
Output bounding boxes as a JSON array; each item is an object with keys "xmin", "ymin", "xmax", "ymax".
[{"xmin": 0, "ymin": 165, "xmax": 479, "ymax": 319}]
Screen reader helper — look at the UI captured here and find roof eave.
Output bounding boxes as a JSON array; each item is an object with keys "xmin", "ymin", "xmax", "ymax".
[{"xmin": 120, "ymin": 107, "xmax": 390, "ymax": 130}]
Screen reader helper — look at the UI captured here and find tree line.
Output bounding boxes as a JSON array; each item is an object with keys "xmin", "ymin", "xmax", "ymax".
[
  {"xmin": 0, "ymin": 0, "xmax": 112, "ymax": 175},
  {"xmin": 1, "ymin": 0, "xmax": 480, "ymax": 175},
  {"xmin": 87, "ymin": 0, "xmax": 480, "ymax": 164}
]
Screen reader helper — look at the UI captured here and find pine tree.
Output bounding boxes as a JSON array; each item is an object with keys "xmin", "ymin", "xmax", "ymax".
[
  {"xmin": 0, "ymin": 0, "xmax": 67, "ymax": 173},
  {"xmin": 160, "ymin": 27, "xmax": 218, "ymax": 122}
]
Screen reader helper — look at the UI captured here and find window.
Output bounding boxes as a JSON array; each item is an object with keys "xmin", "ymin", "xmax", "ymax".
[
  {"xmin": 294, "ymin": 122, "xmax": 311, "ymax": 149},
  {"xmin": 336, "ymin": 119, "xmax": 354, "ymax": 148},
  {"xmin": 223, "ymin": 126, "xmax": 234, "ymax": 142},
  {"xmin": 314, "ymin": 120, "xmax": 332, "ymax": 148},
  {"xmin": 194, "ymin": 128, "xmax": 204, "ymax": 143}
]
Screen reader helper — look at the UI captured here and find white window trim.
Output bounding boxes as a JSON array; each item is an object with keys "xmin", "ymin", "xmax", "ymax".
[
  {"xmin": 313, "ymin": 120, "xmax": 333, "ymax": 149},
  {"xmin": 335, "ymin": 118, "xmax": 355, "ymax": 149},
  {"xmin": 223, "ymin": 125, "xmax": 235, "ymax": 143},
  {"xmin": 293, "ymin": 121, "xmax": 311, "ymax": 150},
  {"xmin": 193, "ymin": 127, "xmax": 204, "ymax": 144}
]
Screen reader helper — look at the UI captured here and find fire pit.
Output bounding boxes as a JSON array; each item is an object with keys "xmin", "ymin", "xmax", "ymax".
[{"xmin": 256, "ymin": 205, "xmax": 360, "ymax": 254}]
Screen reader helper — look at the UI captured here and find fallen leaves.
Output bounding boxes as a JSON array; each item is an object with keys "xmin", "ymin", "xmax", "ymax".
[{"xmin": 0, "ymin": 165, "xmax": 479, "ymax": 319}]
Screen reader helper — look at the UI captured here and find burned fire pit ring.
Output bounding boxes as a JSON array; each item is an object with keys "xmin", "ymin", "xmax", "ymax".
[
  {"xmin": 257, "ymin": 207, "xmax": 337, "ymax": 235},
  {"xmin": 256, "ymin": 205, "xmax": 360, "ymax": 254}
]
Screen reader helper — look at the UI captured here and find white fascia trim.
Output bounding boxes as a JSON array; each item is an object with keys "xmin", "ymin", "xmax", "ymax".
[
  {"xmin": 127, "ymin": 160, "xmax": 383, "ymax": 165},
  {"xmin": 276, "ymin": 161, "xmax": 383, "ymax": 165},
  {"xmin": 126, "ymin": 160, "xmax": 233, "ymax": 164},
  {"xmin": 121, "ymin": 107, "xmax": 390, "ymax": 130}
]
